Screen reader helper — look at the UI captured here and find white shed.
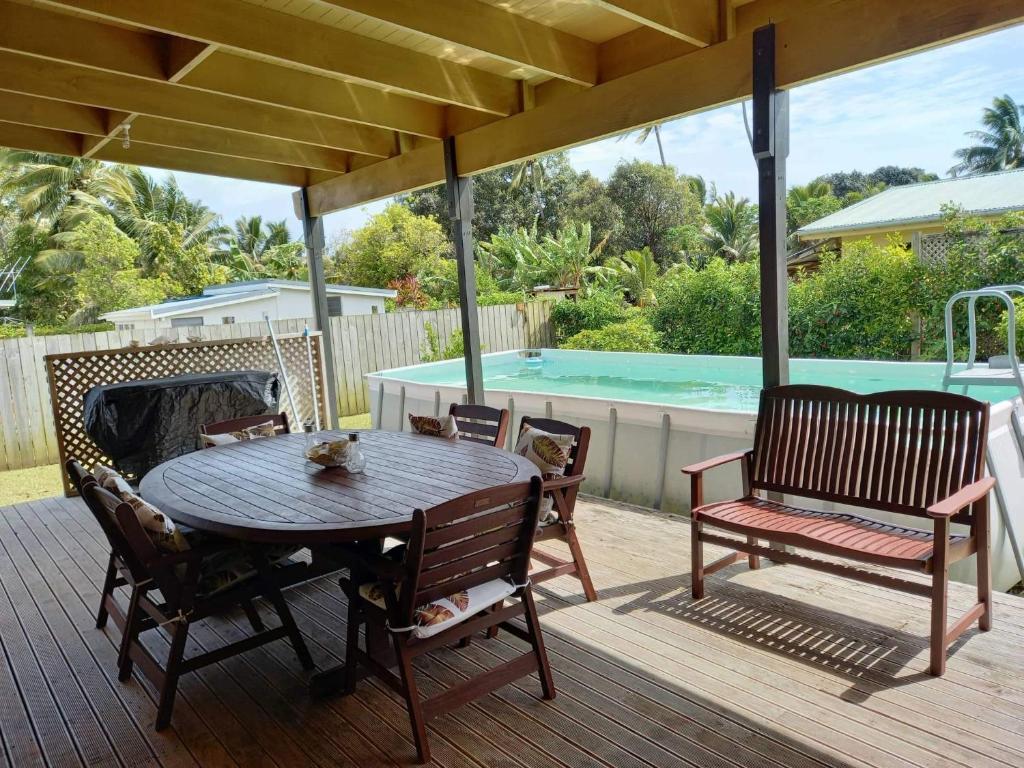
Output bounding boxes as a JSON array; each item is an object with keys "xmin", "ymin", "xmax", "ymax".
[{"xmin": 100, "ymin": 279, "xmax": 396, "ymax": 331}]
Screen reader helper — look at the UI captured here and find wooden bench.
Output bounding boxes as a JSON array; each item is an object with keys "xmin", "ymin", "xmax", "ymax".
[{"xmin": 683, "ymin": 385, "xmax": 995, "ymax": 676}]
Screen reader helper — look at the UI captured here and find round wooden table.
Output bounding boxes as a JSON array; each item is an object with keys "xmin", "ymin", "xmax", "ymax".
[{"xmin": 140, "ymin": 429, "xmax": 539, "ymax": 544}]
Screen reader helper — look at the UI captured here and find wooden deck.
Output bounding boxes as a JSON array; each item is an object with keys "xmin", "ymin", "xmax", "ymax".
[{"xmin": 3, "ymin": 493, "xmax": 1024, "ymax": 768}]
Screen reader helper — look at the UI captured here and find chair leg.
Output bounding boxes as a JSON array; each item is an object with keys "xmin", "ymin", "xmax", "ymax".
[
  {"xmin": 394, "ymin": 639, "xmax": 431, "ymax": 764},
  {"xmin": 241, "ymin": 599, "xmax": 265, "ymax": 632},
  {"xmin": 266, "ymin": 588, "xmax": 314, "ymax": 671},
  {"xmin": 522, "ymin": 588, "xmax": 555, "ymax": 701},
  {"xmin": 155, "ymin": 621, "xmax": 189, "ymax": 731},
  {"xmin": 97, "ymin": 552, "xmax": 117, "ymax": 629},
  {"xmin": 691, "ymin": 518, "xmax": 705, "ymax": 600},
  {"xmin": 118, "ymin": 587, "xmax": 142, "ymax": 682},
  {"xmin": 977, "ymin": 505, "xmax": 993, "ymax": 632},
  {"xmin": 746, "ymin": 536, "xmax": 760, "ymax": 570},
  {"xmin": 565, "ymin": 524, "xmax": 597, "ymax": 602},
  {"xmin": 344, "ymin": 601, "xmax": 362, "ymax": 695},
  {"xmin": 485, "ymin": 600, "xmax": 503, "ymax": 640}
]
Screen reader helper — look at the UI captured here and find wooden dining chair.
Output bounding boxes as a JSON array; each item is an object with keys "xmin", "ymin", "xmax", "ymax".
[
  {"xmin": 448, "ymin": 403, "xmax": 510, "ymax": 447},
  {"xmin": 70, "ymin": 460, "xmax": 314, "ymax": 730},
  {"xmin": 520, "ymin": 416, "xmax": 597, "ymax": 601},
  {"xmin": 338, "ymin": 477, "xmax": 554, "ymax": 764},
  {"xmin": 201, "ymin": 412, "xmax": 290, "ymax": 438}
]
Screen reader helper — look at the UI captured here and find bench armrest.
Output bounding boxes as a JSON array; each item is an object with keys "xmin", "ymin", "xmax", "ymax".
[
  {"xmin": 681, "ymin": 450, "xmax": 753, "ymax": 476},
  {"xmin": 542, "ymin": 474, "xmax": 585, "ymax": 492},
  {"xmin": 927, "ymin": 477, "xmax": 995, "ymax": 518}
]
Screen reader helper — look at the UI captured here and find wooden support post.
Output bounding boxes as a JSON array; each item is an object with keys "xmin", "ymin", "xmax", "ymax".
[
  {"xmin": 753, "ymin": 24, "xmax": 789, "ymax": 389},
  {"xmin": 444, "ymin": 135, "xmax": 484, "ymax": 405},
  {"xmin": 299, "ymin": 187, "xmax": 339, "ymax": 428}
]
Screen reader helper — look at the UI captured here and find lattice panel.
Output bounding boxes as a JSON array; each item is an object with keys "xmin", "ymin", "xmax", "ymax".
[{"xmin": 45, "ymin": 332, "xmax": 327, "ymax": 496}]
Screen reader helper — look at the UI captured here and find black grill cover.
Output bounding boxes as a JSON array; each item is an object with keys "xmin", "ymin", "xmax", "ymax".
[{"xmin": 83, "ymin": 370, "xmax": 280, "ymax": 478}]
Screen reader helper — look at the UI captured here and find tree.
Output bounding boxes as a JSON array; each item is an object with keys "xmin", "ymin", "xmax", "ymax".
[
  {"xmin": 701, "ymin": 192, "xmax": 759, "ymax": 261},
  {"xmin": 950, "ymin": 95, "xmax": 1024, "ymax": 176},
  {"xmin": 330, "ymin": 204, "xmax": 450, "ymax": 288},
  {"xmin": 787, "ymin": 181, "xmax": 842, "ymax": 233},
  {"xmin": 606, "ymin": 160, "xmax": 702, "ymax": 269},
  {"xmin": 812, "ymin": 166, "xmax": 937, "ymax": 205},
  {"xmin": 603, "ymin": 248, "xmax": 659, "ymax": 307},
  {"xmin": 0, "ymin": 151, "xmax": 112, "ymax": 228}
]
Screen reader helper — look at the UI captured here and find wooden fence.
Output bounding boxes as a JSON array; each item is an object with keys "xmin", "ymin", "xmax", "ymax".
[{"xmin": 0, "ymin": 301, "xmax": 553, "ymax": 472}]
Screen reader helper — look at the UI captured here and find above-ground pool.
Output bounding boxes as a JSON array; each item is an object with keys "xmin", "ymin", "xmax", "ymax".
[{"xmin": 368, "ymin": 349, "xmax": 1024, "ymax": 590}]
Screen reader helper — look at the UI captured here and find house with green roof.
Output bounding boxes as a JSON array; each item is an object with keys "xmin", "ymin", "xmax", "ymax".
[{"xmin": 795, "ymin": 168, "xmax": 1024, "ymax": 258}]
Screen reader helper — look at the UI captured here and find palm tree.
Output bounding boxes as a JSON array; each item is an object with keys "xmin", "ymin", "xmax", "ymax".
[
  {"xmin": 619, "ymin": 124, "xmax": 668, "ymax": 167},
  {"xmin": 950, "ymin": 95, "xmax": 1023, "ymax": 176},
  {"xmin": 702, "ymin": 192, "xmax": 759, "ymax": 261},
  {"xmin": 0, "ymin": 151, "xmax": 110, "ymax": 229},
  {"xmin": 537, "ymin": 222, "xmax": 609, "ymax": 290},
  {"xmin": 604, "ymin": 248, "xmax": 659, "ymax": 307}
]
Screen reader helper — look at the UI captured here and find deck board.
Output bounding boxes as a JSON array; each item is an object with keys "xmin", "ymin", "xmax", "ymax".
[{"xmin": 2, "ymin": 493, "xmax": 1024, "ymax": 768}]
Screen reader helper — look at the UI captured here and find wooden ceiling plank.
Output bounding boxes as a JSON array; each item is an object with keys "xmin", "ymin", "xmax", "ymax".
[
  {"xmin": 35, "ymin": 0, "xmax": 521, "ymax": 114},
  {"xmin": 305, "ymin": 0, "xmax": 1024, "ymax": 215},
  {"xmin": 316, "ymin": 0, "xmax": 598, "ymax": 85},
  {"xmin": 0, "ymin": 121, "xmax": 84, "ymax": 157},
  {"xmin": 592, "ymin": 0, "xmax": 718, "ymax": 46},
  {"xmin": 181, "ymin": 52, "xmax": 446, "ymax": 138},
  {"xmin": 597, "ymin": 25, "xmax": 698, "ymax": 82},
  {"xmin": 0, "ymin": 52, "xmax": 396, "ymax": 157},
  {"xmin": 0, "ymin": 1, "xmax": 443, "ymax": 137}
]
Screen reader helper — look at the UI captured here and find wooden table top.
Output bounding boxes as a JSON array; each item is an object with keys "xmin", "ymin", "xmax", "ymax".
[{"xmin": 140, "ymin": 430, "xmax": 539, "ymax": 544}]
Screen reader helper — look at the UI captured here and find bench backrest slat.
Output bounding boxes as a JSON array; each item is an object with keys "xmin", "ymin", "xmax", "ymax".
[{"xmin": 751, "ymin": 386, "xmax": 989, "ymax": 523}]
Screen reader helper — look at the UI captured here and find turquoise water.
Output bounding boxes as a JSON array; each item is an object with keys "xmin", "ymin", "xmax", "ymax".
[{"xmin": 376, "ymin": 349, "xmax": 1020, "ymax": 413}]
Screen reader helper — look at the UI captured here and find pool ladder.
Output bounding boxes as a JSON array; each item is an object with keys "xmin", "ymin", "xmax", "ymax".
[{"xmin": 943, "ymin": 286, "xmax": 1024, "ymax": 580}]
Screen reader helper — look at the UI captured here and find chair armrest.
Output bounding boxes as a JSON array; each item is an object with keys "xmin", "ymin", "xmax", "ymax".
[
  {"xmin": 542, "ymin": 475, "xmax": 585, "ymax": 492},
  {"xmin": 681, "ymin": 450, "xmax": 753, "ymax": 476},
  {"xmin": 927, "ymin": 477, "xmax": 996, "ymax": 518}
]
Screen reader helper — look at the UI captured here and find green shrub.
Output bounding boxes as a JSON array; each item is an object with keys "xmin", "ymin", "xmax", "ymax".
[
  {"xmin": 995, "ymin": 296, "xmax": 1024, "ymax": 357},
  {"xmin": 651, "ymin": 259, "xmax": 761, "ymax": 355},
  {"xmin": 0, "ymin": 321, "xmax": 116, "ymax": 339},
  {"xmin": 549, "ymin": 290, "xmax": 629, "ymax": 343},
  {"xmin": 563, "ymin": 316, "xmax": 661, "ymax": 353},
  {"xmin": 789, "ymin": 240, "xmax": 919, "ymax": 360}
]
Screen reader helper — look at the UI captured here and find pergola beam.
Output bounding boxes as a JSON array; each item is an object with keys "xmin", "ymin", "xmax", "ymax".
[
  {"xmin": 593, "ymin": 0, "xmax": 718, "ymax": 46},
  {"xmin": 317, "ymin": 0, "xmax": 598, "ymax": 86},
  {"xmin": 303, "ymin": 0, "xmax": 1024, "ymax": 216},
  {"xmin": 0, "ymin": 1, "xmax": 446, "ymax": 138},
  {"xmin": 0, "ymin": 52, "xmax": 396, "ymax": 157},
  {"xmin": 34, "ymin": 0, "xmax": 521, "ymax": 115}
]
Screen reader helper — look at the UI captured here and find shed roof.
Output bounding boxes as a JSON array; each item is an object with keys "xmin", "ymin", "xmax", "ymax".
[
  {"xmin": 797, "ymin": 168, "xmax": 1024, "ymax": 238},
  {"xmin": 0, "ymin": 0, "xmax": 1020, "ymax": 217}
]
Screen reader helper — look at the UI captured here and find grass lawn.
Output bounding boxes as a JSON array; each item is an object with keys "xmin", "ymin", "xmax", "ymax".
[{"xmin": 0, "ymin": 413, "xmax": 373, "ymax": 507}]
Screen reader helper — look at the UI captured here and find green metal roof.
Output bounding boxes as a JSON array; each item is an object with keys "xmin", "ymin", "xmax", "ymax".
[{"xmin": 797, "ymin": 168, "xmax": 1024, "ymax": 238}]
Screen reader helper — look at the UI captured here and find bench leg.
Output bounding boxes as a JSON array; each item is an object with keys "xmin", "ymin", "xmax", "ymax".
[
  {"xmin": 930, "ymin": 521, "xmax": 950, "ymax": 676},
  {"xmin": 691, "ymin": 517, "xmax": 705, "ymax": 600},
  {"xmin": 746, "ymin": 537, "xmax": 760, "ymax": 570},
  {"xmin": 977, "ymin": 502, "xmax": 993, "ymax": 632}
]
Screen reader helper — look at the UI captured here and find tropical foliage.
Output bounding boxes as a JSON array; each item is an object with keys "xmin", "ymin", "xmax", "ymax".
[{"xmin": 950, "ymin": 95, "xmax": 1023, "ymax": 176}]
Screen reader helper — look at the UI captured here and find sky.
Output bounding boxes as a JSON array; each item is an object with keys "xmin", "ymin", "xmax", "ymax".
[{"xmin": 153, "ymin": 23, "xmax": 1024, "ymax": 242}]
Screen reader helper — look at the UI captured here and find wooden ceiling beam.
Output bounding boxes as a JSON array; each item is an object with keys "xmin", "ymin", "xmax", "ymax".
[
  {"xmin": 0, "ymin": 92, "xmax": 107, "ymax": 136},
  {"xmin": 90, "ymin": 142, "xmax": 317, "ymax": 186},
  {"xmin": 34, "ymin": 0, "xmax": 521, "ymax": 115},
  {"xmin": 304, "ymin": 0, "xmax": 1024, "ymax": 215},
  {"xmin": 0, "ymin": 52, "xmax": 395, "ymax": 157},
  {"xmin": 592, "ymin": 0, "xmax": 719, "ymax": 46},
  {"xmin": 0, "ymin": 1, "xmax": 445, "ymax": 138},
  {"xmin": 181, "ymin": 52, "xmax": 446, "ymax": 138},
  {"xmin": 0, "ymin": 121, "xmax": 84, "ymax": 157},
  {"xmin": 316, "ymin": 0, "xmax": 598, "ymax": 86}
]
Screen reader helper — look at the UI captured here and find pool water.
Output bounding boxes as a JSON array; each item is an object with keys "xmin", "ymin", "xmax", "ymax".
[{"xmin": 376, "ymin": 349, "xmax": 1020, "ymax": 412}]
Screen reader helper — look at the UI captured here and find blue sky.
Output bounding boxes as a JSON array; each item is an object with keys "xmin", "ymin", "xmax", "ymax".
[{"xmin": 155, "ymin": 23, "xmax": 1024, "ymax": 241}]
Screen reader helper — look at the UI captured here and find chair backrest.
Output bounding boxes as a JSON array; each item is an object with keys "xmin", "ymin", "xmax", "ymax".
[
  {"xmin": 448, "ymin": 403, "xmax": 510, "ymax": 447},
  {"xmin": 519, "ymin": 416, "xmax": 591, "ymax": 478},
  {"xmin": 69, "ymin": 459, "xmax": 158, "ymax": 586},
  {"xmin": 397, "ymin": 478, "xmax": 543, "ymax": 626},
  {"xmin": 751, "ymin": 385, "xmax": 989, "ymax": 523},
  {"xmin": 201, "ymin": 412, "xmax": 290, "ymax": 437}
]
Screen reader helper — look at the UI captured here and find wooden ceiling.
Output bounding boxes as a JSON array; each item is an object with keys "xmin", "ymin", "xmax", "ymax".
[{"xmin": 0, "ymin": 0, "xmax": 1021, "ymax": 216}]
